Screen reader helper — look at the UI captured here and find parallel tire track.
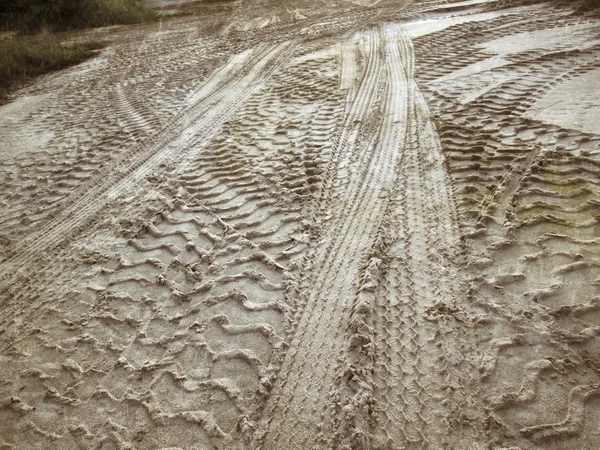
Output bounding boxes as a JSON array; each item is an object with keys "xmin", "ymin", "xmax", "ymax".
[
  {"xmin": 0, "ymin": 41, "xmax": 297, "ymax": 292},
  {"xmin": 254, "ymin": 25, "xmax": 463, "ymax": 450},
  {"xmin": 318, "ymin": 25, "xmax": 464, "ymax": 450}
]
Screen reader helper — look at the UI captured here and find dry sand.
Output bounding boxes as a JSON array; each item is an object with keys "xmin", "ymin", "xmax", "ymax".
[{"xmin": 0, "ymin": 0, "xmax": 599, "ymax": 449}]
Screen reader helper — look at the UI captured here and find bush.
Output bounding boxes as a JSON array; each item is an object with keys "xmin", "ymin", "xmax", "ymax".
[
  {"xmin": 0, "ymin": 34, "xmax": 105, "ymax": 100},
  {"xmin": 1, "ymin": 0, "xmax": 157, "ymax": 34},
  {"xmin": 576, "ymin": 0, "xmax": 600, "ymax": 10}
]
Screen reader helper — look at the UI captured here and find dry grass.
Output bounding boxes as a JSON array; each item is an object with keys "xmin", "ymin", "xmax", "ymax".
[
  {"xmin": 1, "ymin": 0, "xmax": 157, "ymax": 34},
  {"xmin": 0, "ymin": 0, "xmax": 157, "ymax": 101},
  {"xmin": 576, "ymin": 0, "xmax": 600, "ymax": 11},
  {"xmin": 0, "ymin": 34, "xmax": 105, "ymax": 101}
]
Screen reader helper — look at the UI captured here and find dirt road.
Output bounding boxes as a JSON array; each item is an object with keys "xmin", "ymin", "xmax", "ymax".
[{"xmin": 1, "ymin": 0, "xmax": 599, "ymax": 449}]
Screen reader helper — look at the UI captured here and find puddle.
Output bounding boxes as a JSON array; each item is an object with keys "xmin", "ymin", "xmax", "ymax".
[
  {"xmin": 525, "ymin": 67, "xmax": 600, "ymax": 134},
  {"xmin": 400, "ymin": 6, "xmax": 530, "ymax": 38},
  {"xmin": 478, "ymin": 21, "xmax": 600, "ymax": 54}
]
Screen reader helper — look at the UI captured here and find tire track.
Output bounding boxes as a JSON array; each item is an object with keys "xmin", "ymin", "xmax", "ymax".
[
  {"xmin": 0, "ymin": 41, "xmax": 297, "ymax": 290},
  {"xmin": 370, "ymin": 60, "xmax": 462, "ymax": 450},
  {"xmin": 254, "ymin": 25, "xmax": 450, "ymax": 450},
  {"xmin": 254, "ymin": 26, "xmax": 386, "ymax": 449},
  {"xmin": 339, "ymin": 39, "xmax": 358, "ymax": 90},
  {"xmin": 412, "ymin": 4, "xmax": 600, "ymax": 448},
  {"xmin": 318, "ymin": 24, "xmax": 463, "ymax": 449},
  {"xmin": 318, "ymin": 27, "xmax": 382, "ymax": 208},
  {"xmin": 0, "ymin": 36, "xmax": 348, "ymax": 449}
]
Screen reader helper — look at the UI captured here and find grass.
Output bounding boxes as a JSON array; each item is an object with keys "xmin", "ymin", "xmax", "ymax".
[
  {"xmin": 0, "ymin": 0, "xmax": 158, "ymax": 101},
  {"xmin": 88, "ymin": 0, "xmax": 158, "ymax": 27},
  {"xmin": 1, "ymin": 0, "xmax": 158, "ymax": 34},
  {"xmin": 576, "ymin": 0, "xmax": 600, "ymax": 11},
  {"xmin": 0, "ymin": 34, "xmax": 105, "ymax": 101}
]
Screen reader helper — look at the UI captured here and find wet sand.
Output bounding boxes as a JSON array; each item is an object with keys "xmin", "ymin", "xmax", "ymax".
[{"xmin": 1, "ymin": 1, "xmax": 599, "ymax": 448}]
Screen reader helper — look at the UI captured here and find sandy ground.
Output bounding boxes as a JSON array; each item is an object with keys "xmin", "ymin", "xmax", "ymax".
[{"xmin": 1, "ymin": 0, "xmax": 599, "ymax": 449}]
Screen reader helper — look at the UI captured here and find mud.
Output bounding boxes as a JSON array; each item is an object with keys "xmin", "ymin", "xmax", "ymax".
[{"xmin": 0, "ymin": 0, "xmax": 599, "ymax": 449}]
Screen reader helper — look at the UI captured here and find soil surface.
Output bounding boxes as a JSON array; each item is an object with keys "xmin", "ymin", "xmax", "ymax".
[{"xmin": 1, "ymin": 0, "xmax": 600, "ymax": 449}]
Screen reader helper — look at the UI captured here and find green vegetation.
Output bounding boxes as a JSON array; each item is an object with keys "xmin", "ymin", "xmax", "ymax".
[
  {"xmin": 576, "ymin": 0, "xmax": 600, "ymax": 11},
  {"xmin": 1, "ymin": 0, "xmax": 157, "ymax": 34},
  {"xmin": 0, "ymin": 0, "xmax": 157, "ymax": 101},
  {"xmin": 0, "ymin": 34, "xmax": 105, "ymax": 101}
]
